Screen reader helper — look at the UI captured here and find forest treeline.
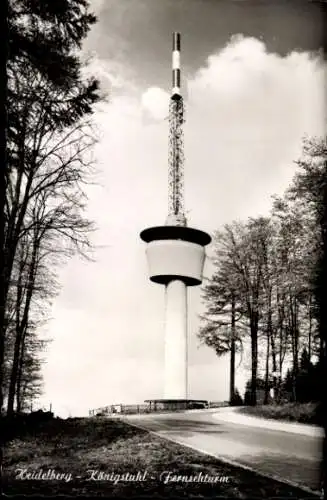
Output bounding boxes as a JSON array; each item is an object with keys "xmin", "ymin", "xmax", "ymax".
[
  {"xmin": 199, "ymin": 137, "xmax": 327, "ymax": 407},
  {"xmin": 0, "ymin": 0, "xmax": 100, "ymax": 416}
]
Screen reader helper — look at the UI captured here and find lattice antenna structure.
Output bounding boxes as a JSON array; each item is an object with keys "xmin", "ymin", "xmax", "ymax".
[{"xmin": 166, "ymin": 32, "xmax": 187, "ymax": 227}]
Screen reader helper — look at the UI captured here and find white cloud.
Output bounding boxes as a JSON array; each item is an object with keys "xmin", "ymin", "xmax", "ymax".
[
  {"xmin": 141, "ymin": 87, "xmax": 170, "ymax": 121},
  {"xmin": 184, "ymin": 35, "xmax": 326, "ymax": 229},
  {"xmin": 41, "ymin": 36, "xmax": 326, "ymax": 415},
  {"xmin": 88, "ymin": 0, "xmax": 106, "ymax": 14},
  {"xmin": 82, "ymin": 54, "xmax": 138, "ymax": 97}
]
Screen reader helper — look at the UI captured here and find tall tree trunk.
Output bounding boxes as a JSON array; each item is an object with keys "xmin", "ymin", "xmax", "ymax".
[
  {"xmin": 250, "ymin": 312, "xmax": 258, "ymax": 406},
  {"xmin": 7, "ymin": 320, "xmax": 23, "ymax": 415},
  {"xmin": 251, "ymin": 333, "xmax": 258, "ymax": 406},
  {"xmin": 0, "ymin": 0, "xmax": 9, "ymax": 417},
  {"xmin": 319, "ymin": 161, "xmax": 327, "ymax": 495},
  {"xmin": 264, "ymin": 291, "xmax": 272, "ymax": 405},
  {"xmin": 16, "ymin": 369, "xmax": 22, "ymax": 414},
  {"xmin": 7, "ymin": 239, "xmax": 38, "ymax": 416},
  {"xmin": 229, "ymin": 293, "xmax": 235, "ymax": 404},
  {"xmin": 308, "ymin": 294, "xmax": 312, "ymax": 361},
  {"xmin": 264, "ymin": 329, "xmax": 270, "ymax": 405},
  {"xmin": 16, "ymin": 326, "xmax": 28, "ymax": 413},
  {"xmin": 270, "ymin": 329, "xmax": 278, "ymax": 402},
  {"xmin": 276, "ymin": 290, "xmax": 285, "ymax": 404},
  {"xmin": 319, "ymin": 334, "xmax": 324, "ymax": 365},
  {"xmin": 6, "ymin": 247, "xmax": 25, "ymax": 416},
  {"xmin": 0, "ymin": 4, "xmax": 8, "ymax": 495},
  {"xmin": 293, "ymin": 298, "xmax": 299, "ymax": 403},
  {"xmin": 289, "ymin": 295, "xmax": 298, "ymax": 402}
]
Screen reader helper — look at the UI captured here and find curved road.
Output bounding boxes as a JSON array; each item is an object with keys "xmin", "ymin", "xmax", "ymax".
[{"xmin": 124, "ymin": 410, "xmax": 323, "ymax": 494}]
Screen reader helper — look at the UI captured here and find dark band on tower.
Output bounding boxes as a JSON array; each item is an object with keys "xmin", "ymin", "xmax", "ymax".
[{"xmin": 172, "ymin": 32, "xmax": 181, "ymax": 98}]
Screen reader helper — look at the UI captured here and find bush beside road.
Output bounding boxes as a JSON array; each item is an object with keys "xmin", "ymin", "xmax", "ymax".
[{"xmin": 237, "ymin": 403, "xmax": 321, "ymax": 425}]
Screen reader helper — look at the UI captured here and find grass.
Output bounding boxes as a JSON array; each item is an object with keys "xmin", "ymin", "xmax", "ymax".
[
  {"xmin": 2, "ymin": 416, "xmax": 319, "ymax": 498},
  {"xmin": 237, "ymin": 402, "xmax": 321, "ymax": 425}
]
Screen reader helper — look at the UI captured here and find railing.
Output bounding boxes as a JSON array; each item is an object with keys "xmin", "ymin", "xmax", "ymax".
[
  {"xmin": 89, "ymin": 400, "xmax": 230, "ymax": 417},
  {"xmin": 89, "ymin": 404, "xmax": 151, "ymax": 417}
]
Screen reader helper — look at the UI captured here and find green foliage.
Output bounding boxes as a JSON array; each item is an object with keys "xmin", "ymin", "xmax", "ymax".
[
  {"xmin": 199, "ymin": 253, "xmax": 243, "ymax": 352},
  {"xmin": 243, "ymin": 378, "xmax": 268, "ymax": 406},
  {"xmin": 201, "ymin": 136, "xmax": 326, "ymax": 408},
  {"xmin": 283, "ymin": 351, "xmax": 321, "ymax": 404},
  {"xmin": 230, "ymin": 388, "xmax": 243, "ymax": 406},
  {"xmin": 2, "ymin": 0, "xmax": 102, "ymax": 414},
  {"xmin": 239, "ymin": 402, "xmax": 319, "ymax": 425},
  {"xmin": 290, "ymin": 138, "xmax": 327, "ymax": 352},
  {"xmin": 8, "ymin": 0, "xmax": 97, "ymax": 85},
  {"xmin": 282, "ymin": 369, "xmax": 293, "ymax": 395}
]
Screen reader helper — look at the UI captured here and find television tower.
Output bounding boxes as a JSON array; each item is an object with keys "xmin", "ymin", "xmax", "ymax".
[{"xmin": 140, "ymin": 33, "xmax": 211, "ymax": 402}]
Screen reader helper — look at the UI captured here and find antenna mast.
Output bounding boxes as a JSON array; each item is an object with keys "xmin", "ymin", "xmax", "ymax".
[{"xmin": 166, "ymin": 32, "xmax": 187, "ymax": 227}]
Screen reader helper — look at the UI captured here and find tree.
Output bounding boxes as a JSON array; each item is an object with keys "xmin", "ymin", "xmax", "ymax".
[
  {"xmin": 231, "ymin": 388, "xmax": 243, "ymax": 406},
  {"xmin": 0, "ymin": 0, "xmax": 9, "ymax": 420},
  {"xmin": 288, "ymin": 138, "xmax": 327, "ymax": 493},
  {"xmin": 199, "ymin": 230, "xmax": 244, "ymax": 404},
  {"xmin": 290, "ymin": 138, "xmax": 327, "ymax": 363},
  {"xmin": 6, "ymin": 219, "xmax": 59, "ymax": 415},
  {"xmin": 227, "ymin": 218, "xmax": 270, "ymax": 406},
  {"xmin": 16, "ymin": 324, "xmax": 49, "ymax": 412},
  {"xmin": 2, "ymin": 0, "xmax": 101, "ymax": 413},
  {"xmin": 271, "ymin": 198, "xmax": 307, "ymax": 401},
  {"xmin": 295, "ymin": 348, "xmax": 317, "ymax": 403},
  {"xmin": 201, "ymin": 193, "xmax": 320, "ymax": 406},
  {"xmin": 200, "ymin": 218, "xmax": 272, "ymax": 406},
  {"xmin": 244, "ymin": 377, "xmax": 268, "ymax": 405}
]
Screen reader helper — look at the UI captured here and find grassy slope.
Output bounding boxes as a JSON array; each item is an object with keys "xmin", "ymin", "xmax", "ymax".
[
  {"xmin": 3, "ymin": 416, "xmax": 318, "ymax": 498},
  {"xmin": 237, "ymin": 403, "xmax": 320, "ymax": 425}
]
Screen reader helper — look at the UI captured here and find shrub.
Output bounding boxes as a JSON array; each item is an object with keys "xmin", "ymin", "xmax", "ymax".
[{"xmin": 230, "ymin": 389, "xmax": 243, "ymax": 406}]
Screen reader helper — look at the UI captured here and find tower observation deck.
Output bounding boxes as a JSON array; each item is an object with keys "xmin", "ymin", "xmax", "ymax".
[{"xmin": 140, "ymin": 33, "xmax": 211, "ymax": 401}]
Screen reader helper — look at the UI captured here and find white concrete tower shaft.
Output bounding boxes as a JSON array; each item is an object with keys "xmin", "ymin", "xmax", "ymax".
[{"xmin": 164, "ymin": 280, "xmax": 187, "ymax": 399}]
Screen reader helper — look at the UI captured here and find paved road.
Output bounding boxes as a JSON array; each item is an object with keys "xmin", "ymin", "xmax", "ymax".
[{"xmin": 124, "ymin": 410, "xmax": 323, "ymax": 494}]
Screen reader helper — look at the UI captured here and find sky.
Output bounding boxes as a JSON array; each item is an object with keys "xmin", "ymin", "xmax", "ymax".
[{"xmin": 38, "ymin": 0, "xmax": 326, "ymax": 417}]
